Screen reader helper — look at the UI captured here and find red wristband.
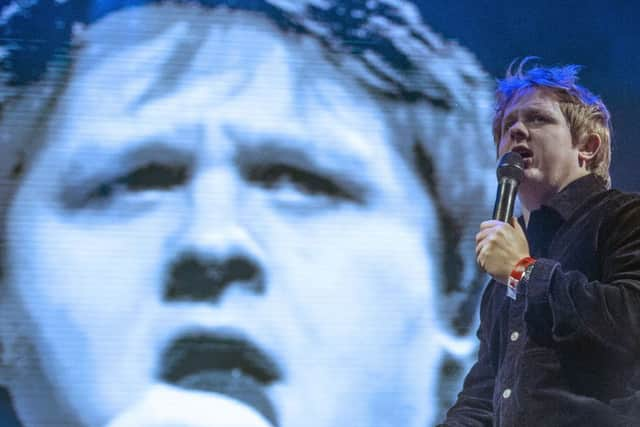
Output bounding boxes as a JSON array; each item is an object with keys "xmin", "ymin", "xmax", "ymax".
[
  {"xmin": 511, "ymin": 256, "xmax": 536, "ymax": 281},
  {"xmin": 507, "ymin": 256, "xmax": 536, "ymax": 297}
]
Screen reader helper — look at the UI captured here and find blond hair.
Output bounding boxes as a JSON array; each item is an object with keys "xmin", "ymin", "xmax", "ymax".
[{"xmin": 492, "ymin": 58, "xmax": 612, "ymax": 188}]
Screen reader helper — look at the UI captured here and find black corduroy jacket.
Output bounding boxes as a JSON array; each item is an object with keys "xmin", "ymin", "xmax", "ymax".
[{"xmin": 440, "ymin": 174, "xmax": 640, "ymax": 427}]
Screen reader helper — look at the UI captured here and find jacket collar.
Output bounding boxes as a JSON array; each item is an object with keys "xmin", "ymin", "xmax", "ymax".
[{"xmin": 541, "ymin": 173, "xmax": 608, "ymax": 221}]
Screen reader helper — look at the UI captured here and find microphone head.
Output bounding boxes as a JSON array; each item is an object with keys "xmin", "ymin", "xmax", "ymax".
[{"xmin": 496, "ymin": 151, "xmax": 525, "ymax": 183}]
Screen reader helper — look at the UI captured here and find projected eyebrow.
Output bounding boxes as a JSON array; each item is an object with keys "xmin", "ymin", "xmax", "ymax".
[
  {"xmin": 236, "ymin": 139, "xmax": 371, "ymax": 204},
  {"xmin": 59, "ymin": 142, "xmax": 194, "ymax": 209}
]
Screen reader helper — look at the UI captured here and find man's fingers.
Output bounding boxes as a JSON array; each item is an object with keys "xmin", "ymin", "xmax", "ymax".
[
  {"xmin": 476, "ymin": 224, "xmax": 498, "ymax": 244},
  {"xmin": 480, "ymin": 220, "xmax": 503, "ymax": 230},
  {"xmin": 510, "ymin": 216, "xmax": 525, "ymax": 234},
  {"xmin": 476, "ymin": 244, "xmax": 487, "ymax": 270}
]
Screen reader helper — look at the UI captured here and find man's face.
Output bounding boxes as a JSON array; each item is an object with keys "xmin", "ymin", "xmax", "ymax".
[
  {"xmin": 498, "ymin": 88, "xmax": 587, "ymax": 207},
  {"xmin": 2, "ymin": 5, "xmax": 444, "ymax": 427}
]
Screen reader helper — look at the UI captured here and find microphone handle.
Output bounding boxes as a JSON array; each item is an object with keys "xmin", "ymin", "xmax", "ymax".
[{"xmin": 492, "ymin": 177, "xmax": 519, "ymax": 222}]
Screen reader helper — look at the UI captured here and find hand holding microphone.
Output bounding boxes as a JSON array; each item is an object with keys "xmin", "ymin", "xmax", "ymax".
[
  {"xmin": 476, "ymin": 151, "xmax": 530, "ymax": 285},
  {"xmin": 492, "ymin": 151, "xmax": 525, "ymax": 222}
]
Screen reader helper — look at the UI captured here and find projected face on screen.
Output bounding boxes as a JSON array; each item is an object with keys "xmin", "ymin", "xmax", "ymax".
[
  {"xmin": 0, "ymin": 1, "xmax": 498, "ymax": 426},
  {"xmin": 2, "ymin": 5, "xmax": 448, "ymax": 427}
]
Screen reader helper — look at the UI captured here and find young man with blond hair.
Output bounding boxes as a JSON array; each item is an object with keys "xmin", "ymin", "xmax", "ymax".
[{"xmin": 441, "ymin": 60, "xmax": 640, "ymax": 426}]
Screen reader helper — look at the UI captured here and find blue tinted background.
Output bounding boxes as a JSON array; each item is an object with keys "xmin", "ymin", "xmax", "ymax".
[
  {"xmin": 1, "ymin": 1, "xmax": 638, "ymax": 425},
  {"xmin": 419, "ymin": 0, "xmax": 639, "ymax": 191}
]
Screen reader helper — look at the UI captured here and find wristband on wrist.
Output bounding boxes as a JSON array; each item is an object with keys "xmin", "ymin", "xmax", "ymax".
[{"xmin": 507, "ymin": 256, "xmax": 536, "ymax": 299}]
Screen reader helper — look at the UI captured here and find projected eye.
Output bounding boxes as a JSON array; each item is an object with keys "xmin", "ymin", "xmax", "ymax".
[
  {"xmin": 118, "ymin": 163, "xmax": 188, "ymax": 191},
  {"xmin": 84, "ymin": 163, "xmax": 189, "ymax": 203},
  {"xmin": 247, "ymin": 164, "xmax": 357, "ymax": 202}
]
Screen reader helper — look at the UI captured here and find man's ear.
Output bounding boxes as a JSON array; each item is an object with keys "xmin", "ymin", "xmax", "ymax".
[{"xmin": 577, "ymin": 133, "xmax": 601, "ymax": 168}]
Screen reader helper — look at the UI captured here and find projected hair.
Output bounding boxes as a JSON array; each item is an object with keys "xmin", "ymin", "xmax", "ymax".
[
  {"xmin": 0, "ymin": 0, "xmax": 495, "ymax": 410},
  {"xmin": 493, "ymin": 57, "xmax": 612, "ymax": 188}
]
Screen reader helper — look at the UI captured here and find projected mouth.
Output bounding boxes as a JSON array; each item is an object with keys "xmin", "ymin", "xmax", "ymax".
[{"xmin": 160, "ymin": 331, "xmax": 281, "ymax": 426}]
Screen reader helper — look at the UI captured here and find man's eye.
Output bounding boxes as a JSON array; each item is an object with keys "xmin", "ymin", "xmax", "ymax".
[
  {"xmin": 247, "ymin": 164, "xmax": 354, "ymax": 201},
  {"xmin": 87, "ymin": 163, "xmax": 188, "ymax": 201},
  {"xmin": 529, "ymin": 113, "xmax": 550, "ymax": 124}
]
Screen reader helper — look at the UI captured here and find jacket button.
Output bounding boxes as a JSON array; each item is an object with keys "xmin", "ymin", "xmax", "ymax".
[
  {"xmin": 503, "ymin": 388, "xmax": 512, "ymax": 399},
  {"xmin": 510, "ymin": 331, "xmax": 520, "ymax": 341}
]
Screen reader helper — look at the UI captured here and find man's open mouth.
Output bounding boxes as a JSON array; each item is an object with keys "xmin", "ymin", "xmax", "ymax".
[
  {"xmin": 511, "ymin": 146, "xmax": 533, "ymax": 167},
  {"xmin": 159, "ymin": 330, "xmax": 282, "ymax": 426},
  {"xmin": 511, "ymin": 146, "xmax": 533, "ymax": 159}
]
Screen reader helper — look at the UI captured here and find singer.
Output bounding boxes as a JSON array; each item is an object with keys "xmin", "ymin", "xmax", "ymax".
[{"xmin": 439, "ymin": 59, "xmax": 640, "ymax": 426}]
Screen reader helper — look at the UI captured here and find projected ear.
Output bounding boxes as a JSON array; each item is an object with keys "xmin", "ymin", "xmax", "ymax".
[
  {"xmin": 0, "ymin": 320, "xmax": 13, "ymax": 383},
  {"xmin": 0, "ymin": 287, "xmax": 8, "ymax": 381},
  {"xmin": 0, "ymin": 341, "xmax": 5, "ymax": 378},
  {"xmin": 0, "ymin": 301, "xmax": 29, "ymax": 383}
]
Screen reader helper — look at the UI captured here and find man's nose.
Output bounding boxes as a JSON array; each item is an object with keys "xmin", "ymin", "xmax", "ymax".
[
  {"xmin": 509, "ymin": 120, "xmax": 528, "ymax": 143},
  {"xmin": 163, "ymin": 170, "xmax": 265, "ymax": 303}
]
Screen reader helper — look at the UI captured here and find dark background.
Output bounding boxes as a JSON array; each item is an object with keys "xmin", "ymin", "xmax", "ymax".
[
  {"xmin": 418, "ymin": 0, "xmax": 639, "ymax": 191},
  {"xmin": 1, "ymin": 1, "xmax": 638, "ymax": 425}
]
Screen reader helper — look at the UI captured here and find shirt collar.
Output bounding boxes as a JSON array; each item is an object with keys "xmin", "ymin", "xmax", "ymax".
[{"xmin": 541, "ymin": 173, "xmax": 608, "ymax": 221}]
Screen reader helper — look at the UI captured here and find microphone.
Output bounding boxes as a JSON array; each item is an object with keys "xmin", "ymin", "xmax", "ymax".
[
  {"xmin": 492, "ymin": 151, "xmax": 525, "ymax": 222},
  {"xmin": 106, "ymin": 384, "xmax": 274, "ymax": 427}
]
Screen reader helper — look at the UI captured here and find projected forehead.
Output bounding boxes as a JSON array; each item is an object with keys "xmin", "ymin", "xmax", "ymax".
[
  {"xmin": 1, "ymin": 0, "xmax": 456, "ymax": 104},
  {"xmin": 1, "ymin": 0, "xmax": 492, "ymax": 222},
  {"xmin": 39, "ymin": 5, "xmax": 428, "ymax": 215}
]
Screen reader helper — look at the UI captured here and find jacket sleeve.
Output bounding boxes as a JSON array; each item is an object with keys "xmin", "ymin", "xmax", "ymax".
[
  {"xmin": 524, "ymin": 196, "xmax": 640, "ymax": 358},
  {"xmin": 437, "ymin": 284, "xmax": 495, "ymax": 427}
]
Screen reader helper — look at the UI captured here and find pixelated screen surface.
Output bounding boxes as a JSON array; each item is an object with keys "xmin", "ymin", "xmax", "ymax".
[{"xmin": 0, "ymin": 1, "xmax": 637, "ymax": 426}]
